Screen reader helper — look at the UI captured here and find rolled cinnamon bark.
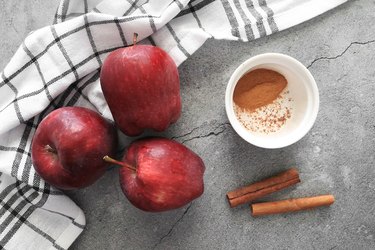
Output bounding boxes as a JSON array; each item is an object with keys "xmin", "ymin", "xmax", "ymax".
[
  {"xmin": 251, "ymin": 194, "xmax": 335, "ymax": 216},
  {"xmin": 227, "ymin": 168, "xmax": 300, "ymax": 208}
]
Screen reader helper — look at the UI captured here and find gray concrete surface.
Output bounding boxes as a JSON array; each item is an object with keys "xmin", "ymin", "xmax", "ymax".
[{"xmin": 1, "ymin": 0, "xmax": 375, "ymax": 249}]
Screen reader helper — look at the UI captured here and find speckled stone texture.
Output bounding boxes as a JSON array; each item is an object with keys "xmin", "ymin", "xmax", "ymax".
[{"xmin": 1, "ymin": 1, "xmax": 375, "ymax": 249}]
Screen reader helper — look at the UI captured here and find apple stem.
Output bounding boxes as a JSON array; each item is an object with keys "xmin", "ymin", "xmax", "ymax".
[
  {"xmin": 103, "ymin": 155, "xmax": 136, "ymax": 172},
  {"xmin": 133, "ymin": 33, "xmax": 138, "ymax": 46}
]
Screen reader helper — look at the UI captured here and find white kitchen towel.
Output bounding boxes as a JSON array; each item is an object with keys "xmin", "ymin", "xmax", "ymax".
[{"xmin": 0, "ymin": 0, "xmax": 347, "ymax": 249}]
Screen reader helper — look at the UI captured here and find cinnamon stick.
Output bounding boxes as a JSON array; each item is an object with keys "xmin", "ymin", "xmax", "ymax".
[
  {"xmin": 226, "ymin": 168, "xmax": 300, "ymax": 208},
  {"xmin": 251, "ymin": 194, "xmax": 335, "ymax": 216}
]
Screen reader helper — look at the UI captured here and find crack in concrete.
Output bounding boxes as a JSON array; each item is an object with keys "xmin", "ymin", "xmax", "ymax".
[
  {"xmin": 11, "ymin": 23, "xmax": 19, "ymax": 35},
  {"xmin": 181, "ymin": 123, "xmax": 230, "ymax": 144},
  {"xmin": 170, "ymin": 122, "xmax": 231, "ymax": 144},
  {"xmin": 152, "ymin": 203, "xmax": 192, "ymax": 249},
  {"xmin": 336, "ymin": 73, "xmax": 348, "ymax": 82},
  {"xmin": 307, "ymin": 39, "xmax": 375, "ymax": 69},
  {"xmin": 171, "ymin": 126, "xmax": 201, "ymax": 140}
]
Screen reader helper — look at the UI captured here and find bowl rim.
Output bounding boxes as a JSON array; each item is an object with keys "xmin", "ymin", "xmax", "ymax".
[{"xmin": 225, "ymin": 53, "xmax": 320, "ymax": 149}]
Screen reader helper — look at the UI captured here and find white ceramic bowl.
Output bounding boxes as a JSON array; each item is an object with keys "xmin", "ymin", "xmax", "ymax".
[{"xmin": 225, "ymin": 53, "xmax": 319, "ymax": 149}]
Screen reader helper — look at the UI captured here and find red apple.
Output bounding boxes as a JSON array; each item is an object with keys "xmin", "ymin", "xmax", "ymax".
[
  {"xmin": 100, "ymin": 35, "xmax": 181, "ymax": 136},
  {"xmin": 104, "ymin": 137, "xmax": 205, "ymax": 212},
  {"xmin": 31, "ymin": 107, "xmax": 118, "ymax": 190}
]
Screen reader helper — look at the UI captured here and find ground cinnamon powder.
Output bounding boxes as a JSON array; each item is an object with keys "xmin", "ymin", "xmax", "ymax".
[
  {"xmin": 233, "ymin": 68, "xmax": 292, "ymax": 134},
  {"xmin": 233, "ymin": 69, "xmax": 287, "ymax": 111}
]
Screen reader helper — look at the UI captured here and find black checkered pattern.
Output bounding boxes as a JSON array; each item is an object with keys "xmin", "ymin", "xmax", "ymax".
[{"xmin": 0, "ymin": 0, "xmax": 346, "ymax": 249}]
